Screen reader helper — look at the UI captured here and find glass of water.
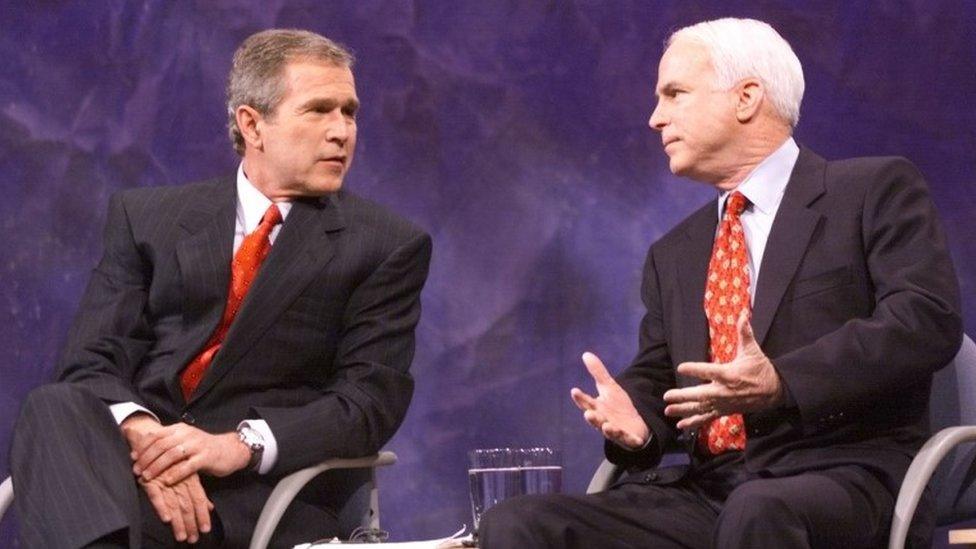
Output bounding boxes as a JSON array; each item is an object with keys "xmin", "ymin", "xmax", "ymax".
[{"xmin": 467, "ymin": 447, "xmax": 562, "ymax": 533}]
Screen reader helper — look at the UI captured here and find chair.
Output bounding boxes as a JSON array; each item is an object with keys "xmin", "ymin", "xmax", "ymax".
[
  {"xmin": 586, "ymin": 335, "xmax": 976, "ymax": 549},
  {"xmin": 0, "ymin": 451, "xmax": 397, "ymax": 549}
]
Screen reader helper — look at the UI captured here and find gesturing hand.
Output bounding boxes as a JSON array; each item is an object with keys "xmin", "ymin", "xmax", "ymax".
[
  {"xmin": 663, "ymin": 311, "xmax": 784, "ymax": 430},
  {"xmin": 130, "ymin": 422, "xmax": 251, "ymax": 486},
  {"xmin": 140, "ymin": 472, "xmax": 213, "ymax": 544},
  {"xmin": 570, "ymin": 352, "xmax": 650, "ymax": 449}
]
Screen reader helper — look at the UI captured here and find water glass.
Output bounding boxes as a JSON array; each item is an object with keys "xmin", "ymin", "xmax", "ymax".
[{"xmin": 467, "ymin": 447, "xmax": 562, "ymax": 532}]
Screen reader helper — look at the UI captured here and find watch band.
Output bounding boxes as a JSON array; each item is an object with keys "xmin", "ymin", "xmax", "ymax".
[{"xmin": 237, "ymin": 425, "xmax": 265, "ymax": 472}]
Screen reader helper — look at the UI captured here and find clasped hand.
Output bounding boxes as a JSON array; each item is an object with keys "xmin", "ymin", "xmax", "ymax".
[
  {"xmin": 662, "ymin": 311, "xmax": 784, "ymax": 430},
  {"xmin": 121, "ymin": 415, "xmax": 251, "ymax": 543}
]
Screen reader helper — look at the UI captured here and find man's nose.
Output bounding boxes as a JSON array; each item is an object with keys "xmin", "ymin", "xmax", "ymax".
[
  {"xmin": 648, "ymin": 103, "xmax": 666, "ymax": 132},
  {"xmin": 325, "ymin": 111, "xmax": 349, "ymax": 143}
]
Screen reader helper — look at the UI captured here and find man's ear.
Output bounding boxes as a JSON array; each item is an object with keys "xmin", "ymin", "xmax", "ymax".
[
  {"xmin": 236, "ymin": 105, "xmax": 264, "ymax": 151},
  {"xmin": 734, "ymin": 78, "xmax": 764, "ymax": 123}
]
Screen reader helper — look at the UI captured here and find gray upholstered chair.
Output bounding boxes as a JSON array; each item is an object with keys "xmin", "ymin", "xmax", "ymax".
[
  {"xmin": 586, "ymin": 335, "xmax": 976, "ymax": 549},
  {"xmin": 0, "ymin": 451, "xmax": 396, "ymax": 549}
]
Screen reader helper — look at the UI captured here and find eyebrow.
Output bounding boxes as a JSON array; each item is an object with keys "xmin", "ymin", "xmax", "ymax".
[
  {"xmin": 656, "ymin": 82, "xmax": 681, "ymax": 97},
  {"xmin": 300, "ymin": 97, "xmax": 360, "ymax": 112}
]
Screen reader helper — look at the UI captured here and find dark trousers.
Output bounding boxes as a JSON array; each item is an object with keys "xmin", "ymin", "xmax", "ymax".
[
  {"xmin": 478, "ymin": 459, "xmax": 895, "ymax": 549},
  {"xmin": 10, "ymin": 383, "xmax": 224, "ymax": 548}
]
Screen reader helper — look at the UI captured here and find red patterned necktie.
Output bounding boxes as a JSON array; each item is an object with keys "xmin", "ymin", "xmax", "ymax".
[
  {"xmin": 180, "ymin": 204, "xmax": 283, "ymax": 400},
  {"xmin": 698, "ymin": 191, "xmax": 750, "ymax": 455}
]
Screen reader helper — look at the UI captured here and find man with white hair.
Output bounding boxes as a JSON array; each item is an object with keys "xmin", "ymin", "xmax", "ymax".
[{"xmin": 480, "ymin": 17, "xmax": 961, "ymax": 548}]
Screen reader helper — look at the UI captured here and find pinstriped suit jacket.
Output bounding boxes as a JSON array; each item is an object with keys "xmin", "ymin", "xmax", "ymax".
[{"xmin": 55, "ymin": 175, "xmax": 431, "ymax": 544}]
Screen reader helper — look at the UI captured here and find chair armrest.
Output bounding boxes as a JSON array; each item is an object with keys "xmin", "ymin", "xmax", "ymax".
[
  {"xmin": 889, "ymin": 426, "xmax": 976, "ymax": 549},
  {"xmin": 0, "ymin": 477, "xmax": 13, "ymax": 521},
  {"xmin": 586, "ymin": 459, "xmax": 622, "ymax": 494},
  {"xmin": 248, "ymin": 451, "xmax": 397, "ymax": 549}
]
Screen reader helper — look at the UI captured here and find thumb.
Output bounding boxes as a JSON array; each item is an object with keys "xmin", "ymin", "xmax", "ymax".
[{"xmin": 735, "ymin": 309, "xmax": 756, "ymax": 354}]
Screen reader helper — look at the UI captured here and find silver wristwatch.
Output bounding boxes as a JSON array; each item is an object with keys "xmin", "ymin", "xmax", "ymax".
[{"xmin": 237, "ymin": 425, "xmax": 265, "ymax": 472}]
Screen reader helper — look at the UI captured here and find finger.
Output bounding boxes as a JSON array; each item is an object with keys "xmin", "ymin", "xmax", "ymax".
[
  {"xmin": 129, "ymin": 427, "xmax": 164, "ymax": 460},
  {"xmin": 186, "ymin": 476, "xmax": 213, "ymax": 534},
  {"xmin": 142, "ymin": 480, "xmax": 172, "ymax": 524},
  {"xmin": 601, "ymin": 423, "xmax": 643, "ymax": 449},
  {"xmin": 736, "ymin": 309, "xmax": 755, "ymax": 353},
  {"xmin": 163, "ymin": 485, "xmax": 188, "ymax": 542},
  {"xmin": 142, "ymin": 443, "xmax": 189, "ymax": 481},
  {"xmin": 620, "ymin": 431, "xmax": 646, "ymax": 448},
  {"xmin": 175, "ymin": 482, "xmax": 199, "ymax": 543},
  {"xmin": 676, "ymin": 410, "xmax": 719, "ymax": 430},
  {"xmin": 581, "ymin": 352, "xmax": 614, "ymax": 386},
  {"xmin": 583, "ymin": 409, "xmax": 606, "ymax": 430},
  {"xmin": 160, "ymin": 454, "xmax": 203, "ymax": 486},
  {"xmin": 134, "ymin": 432, "xmax": 177, "ymax": 474},
  {"xmin": 664, "ymin": 401, "xmax": 711, "ymax": 418},
  {"xmin": 570, "ymin": 388, "xmax": 598, "ymax": 411},
  {"xmin": 601, "ymin": 422, "xmax": 621, "ymax": 441},
  {"xmin": 663, "ymin": 384, "xmax": 715, "ymax": 404},
  {"xmin": 675, "ymin": 361, "xmax": 726, "ymax": 383}
]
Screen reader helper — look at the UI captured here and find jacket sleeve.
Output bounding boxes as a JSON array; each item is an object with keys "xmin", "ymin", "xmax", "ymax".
[
  {"xmin": 56, "ymin": 191, "xmax": 154, "ymax": 406},
  {"xmin": 773, "ymin": 158, "xmax": 962, "ymax": 431}
]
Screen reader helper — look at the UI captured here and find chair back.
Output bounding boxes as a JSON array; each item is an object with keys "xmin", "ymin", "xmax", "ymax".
[{"xmin": 929, "ymin": 334, "xmax": 976, "ymax": 524}]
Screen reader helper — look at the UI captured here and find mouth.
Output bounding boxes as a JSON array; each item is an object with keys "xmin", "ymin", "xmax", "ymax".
[
  {"xmin": 662, "ymin": 137, "xmax": 679, "ymax": 149},
  {"xmin": 319, "ymin": 156, "xmax": 346, "ymax": 167}
]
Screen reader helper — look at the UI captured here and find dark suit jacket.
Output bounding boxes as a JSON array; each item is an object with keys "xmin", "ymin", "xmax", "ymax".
[
  {"xmin": 55, "ymin": 175, "xmax": 431, "ymax": 546},
  {"xmin": 607, "ymin": 148, "xmax": 962, "ymax": 494}
]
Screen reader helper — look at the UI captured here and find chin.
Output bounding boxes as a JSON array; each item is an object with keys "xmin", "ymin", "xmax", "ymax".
[{"xmin": 668, "ymin": 158, "xmax": 690, "ymax": 176}]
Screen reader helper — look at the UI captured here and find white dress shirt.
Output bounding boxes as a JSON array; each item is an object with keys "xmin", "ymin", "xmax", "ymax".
[
  {"xmin": 110, "ymin": 163, "xmax": 291, "ymax": 474},
  {"xmin": 716, "ymin": 137, "xmax": 800, "ymax": 302}
]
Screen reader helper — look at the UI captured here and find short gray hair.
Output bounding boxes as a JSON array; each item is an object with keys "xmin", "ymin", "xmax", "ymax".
[
  {"xmin": 668, "ymin": 18, "xmax": 804, "ymax": 128},
  {"xmin": 227, "ymin": 29, "xmax": 354, "ymax": 155}
]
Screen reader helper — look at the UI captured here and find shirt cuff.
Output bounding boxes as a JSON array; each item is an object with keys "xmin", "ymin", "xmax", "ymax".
[
  {"xmin": 109, "ymin": 402, "xmax": 159, "ymax": 425},
  {"xmin": 238, "ymin": 419, "xmax": 278, "ymax": 474}
]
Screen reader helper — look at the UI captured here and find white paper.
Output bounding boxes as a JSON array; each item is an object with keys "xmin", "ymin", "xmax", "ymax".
[{"xmin": 293, "ymin": 525, "xmax": 470, "ymax": 548}]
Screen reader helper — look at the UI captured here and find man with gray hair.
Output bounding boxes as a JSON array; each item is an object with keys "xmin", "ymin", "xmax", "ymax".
[
  {"xmin": 10, "ymin": 28, "xmax": 430, "ymax": 548},
  {"xmin": 481, "ymin": 17, "xmax": 961, "ymax": 548}
]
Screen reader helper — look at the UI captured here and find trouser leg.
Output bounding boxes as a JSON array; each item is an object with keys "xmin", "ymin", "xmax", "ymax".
[
  {"xmin": 11, "ymin": 383, "xmax": 143, "ymax": 548},
  {"xmin": 714, "ymin": 465, "xmax": 893, "ymax": 549},
  {"xmin": 478, "ymin": 481, "xmax": 720, "ymax": 549}
]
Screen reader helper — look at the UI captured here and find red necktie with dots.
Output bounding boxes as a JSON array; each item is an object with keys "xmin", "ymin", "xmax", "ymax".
[
  {"xmin": 180, "ymin": 204, "xmax": 283, "ymax": 400},
  {"xmin": 699, "ymin": 191, "xmax": 750, "ymax": 455}
]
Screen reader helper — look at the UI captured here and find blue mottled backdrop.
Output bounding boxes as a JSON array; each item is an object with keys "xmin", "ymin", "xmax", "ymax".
[{"xmin": 1, "ymin": 0, "xmax": 974, "ymax": 544}]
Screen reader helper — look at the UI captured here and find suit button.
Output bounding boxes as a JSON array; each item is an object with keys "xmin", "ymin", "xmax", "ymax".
[
  {"xmin": 643, "ymin": 472, "xmax": 659, "ymax": 482},
  {"xmin": 181, "ymin": 412, "xmax": 195, "ymax": 425}
]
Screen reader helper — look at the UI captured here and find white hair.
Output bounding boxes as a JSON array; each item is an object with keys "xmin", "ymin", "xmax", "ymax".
[{"xmin": 668, "ymin": 18, "xmax": 805, "ymax": 128}]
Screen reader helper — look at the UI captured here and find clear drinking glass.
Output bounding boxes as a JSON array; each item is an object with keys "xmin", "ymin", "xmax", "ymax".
[{"xmin": 467, "ymin": 447, "xmax": 562, "ymax": 533}]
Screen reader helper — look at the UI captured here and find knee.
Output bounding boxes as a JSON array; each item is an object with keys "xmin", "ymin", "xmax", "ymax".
[
  {"xmin": 720, "ymin": 482, "xmax": 797, "ymax": 526},
  {"xmin": 479, "ymin": 495, "xmax": 563, "ymax": 548},
  {"xmin": 21, "ymin": 383, "xmax": 89, "ymax": 415},
  {"xmin": 16, "ymin": 383, "xmax": 103, "ymax": 434}
]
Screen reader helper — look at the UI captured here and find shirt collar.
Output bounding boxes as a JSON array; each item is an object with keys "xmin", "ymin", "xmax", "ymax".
[
  {"xmin": 718, "ymin": 137, "xmax": 799, "ymax": 218},
  {"xmin": 236, "ymin": 163, "xmax": 292, "ymax": 232}
]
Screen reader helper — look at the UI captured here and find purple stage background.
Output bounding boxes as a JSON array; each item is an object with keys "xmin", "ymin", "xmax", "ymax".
[{"xmin": 1, "ymin": 1, "xmax": 974, "ymax": 544}]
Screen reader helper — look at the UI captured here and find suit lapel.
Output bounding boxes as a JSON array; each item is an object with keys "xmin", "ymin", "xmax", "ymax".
[
  {"xmin": 751, "ymin": 148, "xmax": 827, "ymax": 345},
  {"xmin": 187, "ymin": 194, "xmax": 347, "ymax": 403},
  {"xmin": 171, "ymin": 178, "xmax": 237, "ymax": 403},
  {"xmin": 676, "ymin": 203, "xmax": 717, "ymax": 382}
]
